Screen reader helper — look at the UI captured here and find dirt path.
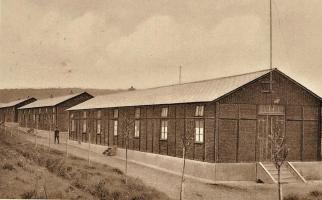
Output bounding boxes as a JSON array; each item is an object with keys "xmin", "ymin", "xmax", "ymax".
[{"xmin": 3, "ymin": 126, "xmax": 322, "ymax": 200}]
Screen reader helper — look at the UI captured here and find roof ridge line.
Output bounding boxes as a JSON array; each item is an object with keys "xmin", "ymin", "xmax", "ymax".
[
  {"xmin": 96, "ymin": 68, "xmax": 273, "ymax": 97},
  {"xmin": 34, "ymin": 92, "xmax": 84, "ymax": 101}
]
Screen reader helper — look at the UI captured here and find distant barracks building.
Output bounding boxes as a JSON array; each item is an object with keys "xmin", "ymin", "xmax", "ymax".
[
  {"xmin": 0, "ymin": 97, "xmax": 37, "ymax": 123},
  {"xmin": 66, "ymin": 69, "xmax": 321, "ymax": 163},
  {"xmin": 18, "ymin": 92, "xmax": 93, "ymax": 131}
]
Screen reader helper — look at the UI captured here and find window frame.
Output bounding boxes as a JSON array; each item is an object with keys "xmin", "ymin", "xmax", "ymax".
[
  {"xmin": 97, "ymin": 120, "xmax": 101, "ymax": 134},
  {"xmin": 161, "ymin": 107, "xmax": 168, "ymax": 118},
  {"xmin": 71, "ymin": 119, "xmax": 76, "ymax": 132},
  {"xmin": 97, "ymin": 110, "xmax": 102, "ymax": 118},
  {"xmin": 135, "ymin": 108, "xmax": 141, "ymax": 119},
  {"xmin": 195, "ymin": 119, "xmax": 204, "ymax": 143},
  {"xmin": 160, "ymin": 120, "xmax": 168, "ymax": 140},
  {"xmin": 82, "ymin": 120, "xmax": 87, "ymax": 133},
  {"xmin": 52, "ymin": 114, "xmax": 55, "ymax": 125},
  {"xmin": 113, "ymin": 109, "xmax": 119, "ymax": 119},
  {"xmin": 134, "ymin": 120, "xmax": 140, "ymax": 138},
  {"xmin": 113, "ymin": 120, "xmax": 118, "ymax": 136},
  {"xmin": 195, "ymin": 105, "xmax": 204, "ymax": 117}
]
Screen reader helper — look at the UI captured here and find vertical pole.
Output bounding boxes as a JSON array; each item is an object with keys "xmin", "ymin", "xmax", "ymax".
[
  {"xmin": 125, "ymin": 132, "xmax": 128, "ymax": 184},
  {"xmin": 66, "ymin": 132, "xmax": 68, "ymax": 157},
  {"xmin": 66, "ymin": 112, "xmax": 70, "ymax": 157},
  {"xmin": 180, "ymin": 146, "xmax": 186, "ymax": 200},
  {"xmin": 270, "ymin": 0, "xmax": 272, "ymax": 70},
  {"xmin": 236, "ymin": 105, "xmax": 240, "ymax": 162},
  {"xmin": 215, "ymin": 102, "xmax": 220, "ymax": 162},
  {"xmin": 269, "ymin": 0, "xmax": 273, "ymax": 93},
  {"xmin": 88, "ymin": 131, "xmax": 91, "ymax": 165},
  {"xmin": 49, "ymin": 121, "xmax": 51, "ymax": 152},
  {"xmin": 34, "ymin": 115, "xmax": 38, "ymax": 148},
  {"xmin": 179, "ymin": 66, "xmax": 182, "ymax": 84},
  {"xmin": 278, "ymin": 166, "xmax": 282, "ymax": 200}
]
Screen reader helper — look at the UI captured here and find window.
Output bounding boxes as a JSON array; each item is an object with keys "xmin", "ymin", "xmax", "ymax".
[
  {"xmin": 97, "ymin": 110, "xmax": 102, "ymax": 118},
  {"xmin": 113, "ymin": 109, "xmax": 119, "ymax": 118},
  {"xmin": 70, "ymin": 113, "xmax": 74, "ymax": 119},
  {"xmin": 113, "ymin": 120, "xmax": 118, "ymax": 136},
  {"xmin": 46, "ymin": 108, "xmax": 48, "ymax": 113},
  {"xmin": 71, "ymin": 120, "xmax": 75, "ymax": 131},
  {"xmin": 195, "ymin": 105, "xmax": 204, "ymax": 117},
  {"xmin": 135, "ymin": 108, "xmax": 141, "ymax": 119},
  {"xmin": 53, "ymin": 108, "xmax": 55, "ymax": 113},
  {"xmin": 161, "ymin": 107, "xmax": 168, "ymax": 118},
  {"xmin": 97, "ymin": 120, "xmax": 101, "ymax": 134},
  {"xmin": 52, "ymin": 114, "xmax": 55, "ymax": 125},
  {"xmin": 161, "ymin": 120, "xmax": 168, "ymax": 140},
  {"xmin": 134, "ymin": 120, "xmax": 140, "ymax": 137},
  {"xmin": 83, "ymin": 111, "xmax": 87, "ymax": 118},
  {"xmin": 83, "ymin": 120, "xmax": 87, "ymax": 133},
  {"xmin": 195, "ymin": 120, "xmax": 204, "ymax": 143}
]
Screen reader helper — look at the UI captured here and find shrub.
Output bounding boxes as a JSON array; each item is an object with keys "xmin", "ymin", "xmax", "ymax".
[
  {"xmin": 72, "ymin": 178, "xmax": 86, "ymax": 190},
  {"xmin": 111, "ymin": 190, "xmax": 121, "ymax": 200},
  {"xmin": 17, "ymin": 157, "xmax": 26, "ymax": 168},
  {"xmin": 21, "ymin": 190, "xmax": 36, "ymax": 199},
  {"xmin": 3, "ymin": 163, "xmax": 14, "ymax": 171},
  {"xmin": 284, "ymin": 194, "xmax": 300, "ymax": 200},
  {"xmin": 112, "ymin": 168, "xmax": 124, "ymax": 175},
  {"xmin": 48, "ymin": 191, "xmax": 63, "ymax": 199},
  {"xmin": 93, "ymin": 179, "xmax": 110, "ymax": 200},
  {"xmin": 309, "ymin": 190, "xmax": 322, "ymax": 197},
  {"xmin": 131, "ymin": 195, "xmax": 145, "ymax": 200}
]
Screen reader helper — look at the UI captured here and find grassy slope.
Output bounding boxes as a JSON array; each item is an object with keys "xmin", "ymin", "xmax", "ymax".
[{"xmin": 0, "ymin": 130, "xmax": 169, "ymax": 200}]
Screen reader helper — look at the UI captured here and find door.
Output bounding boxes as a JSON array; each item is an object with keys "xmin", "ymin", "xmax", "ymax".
[{"xmin": 258, "ymin": 115, "xmax": 285, "ymax": 161}]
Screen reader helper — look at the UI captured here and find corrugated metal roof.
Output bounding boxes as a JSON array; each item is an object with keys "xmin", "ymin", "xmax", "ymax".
[
  {"xmin": 19, "ymin": 93, "xmax": 86, "ymax": 109},
  {"xmin": 0, "ymin": 98, "xmax": 35, "ymax": 109},
  {"xmin": 68, "ymin": 69, "xmax": 272, "ymax": 110}
]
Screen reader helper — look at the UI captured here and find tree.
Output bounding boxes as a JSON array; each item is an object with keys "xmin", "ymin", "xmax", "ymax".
[
  {"xmin": 179, "ymin": 128, "xmax": 194, "ymax": 200},
  {"xmin": 271, "ymin": 120, "xmax": 289, "ymax": 200},
  {"xmin": 120, "ymin": 113, "xmax": 134, "ymax": 184},
  {"xmin": 45, "ymin": 115, "xmax": 53, "ymax": 152}
]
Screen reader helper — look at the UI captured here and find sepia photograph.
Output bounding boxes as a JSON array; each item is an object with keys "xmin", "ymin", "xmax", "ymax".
[{"xmin": 0, "ymin": 0, "xmax": 322, "ymax": 199}]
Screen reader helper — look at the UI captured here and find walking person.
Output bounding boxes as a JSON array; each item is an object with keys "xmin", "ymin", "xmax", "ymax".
[{"xmin": 54, "ymin": 126, "xmax": 60, "ymax": 144}]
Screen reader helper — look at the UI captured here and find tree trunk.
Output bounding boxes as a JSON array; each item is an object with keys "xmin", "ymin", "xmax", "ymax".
[
  {"xmin": 278, "ymin": 166, "xmax": 282, "ymax": 200},
  {"xmin": 88, "ymin": 132, "xmax": 91, "ymax": 165},
  {"xmin": 125, "ymin": 134, "xmax": 128, "ymax": 185},
  {"xmin": 66, "ymin": 132, "xmax": 68, "ymax": 157},
  {"xmin": 180, "ymin": 146, "xmax": 186, "ymax": 200},
  {"xmin": 48, "ymin": 122, "xmax": 51, "ymax": 152},
  {"xmin": 35, "ymin": 121, "xmax": 38, "ymax": 148}
]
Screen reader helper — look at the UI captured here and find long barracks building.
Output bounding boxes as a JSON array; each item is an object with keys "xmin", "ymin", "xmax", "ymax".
[
  {"xmin": 0, "ymin": 97, "xmax": 37, "ymax": 123},
  {"xmin": 67, "ymin": 69, "xmax": 322, "ymax": 163},
  {"xmin": 18, "ymin": 92, "xmax": 93, "ymax": 132}
]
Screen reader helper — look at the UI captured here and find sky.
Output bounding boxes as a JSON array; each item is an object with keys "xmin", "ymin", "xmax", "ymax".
[{"xmin": 1, "ymin": 0, "xmax": 322, "ymax": 94}]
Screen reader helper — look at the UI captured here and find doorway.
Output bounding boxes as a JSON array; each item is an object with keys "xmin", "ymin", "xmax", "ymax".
[{"xmin": 257, "ymin": 105, "xmax": 285, "ymax": 162}]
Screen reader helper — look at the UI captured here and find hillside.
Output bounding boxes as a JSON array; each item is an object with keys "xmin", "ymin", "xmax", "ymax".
[{"xmin": 0, "ymin": 88, "xmax": 123, "ymax": 103}]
